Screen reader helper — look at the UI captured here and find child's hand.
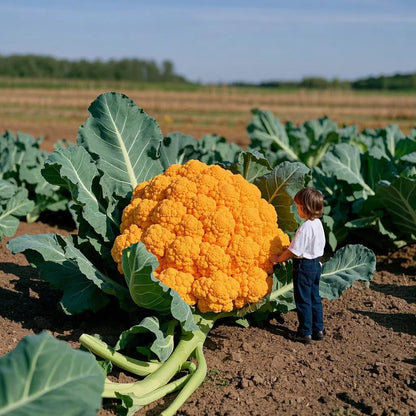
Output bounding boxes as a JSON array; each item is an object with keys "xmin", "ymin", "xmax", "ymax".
[{"xmin": 271, "ymin": 254, "xmax": 279, "ymax": 264}]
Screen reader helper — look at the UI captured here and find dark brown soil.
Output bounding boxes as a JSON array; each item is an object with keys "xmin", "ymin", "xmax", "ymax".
[{"xmin": 1, "ymin": 221, "xmax": 416, "ymax": 416}]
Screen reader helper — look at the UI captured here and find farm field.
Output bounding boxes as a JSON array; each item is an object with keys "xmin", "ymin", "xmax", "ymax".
[
  {"xmin": 1, "ymin": 223, "xmax": 415, "ymax": 415},
  {"xmin": 0, "ymin": 85, "xmax": 416, "ymax": 416},
  {"xmin": 1, "ymin": 85, "xmax": 416, "ymax": 151}
]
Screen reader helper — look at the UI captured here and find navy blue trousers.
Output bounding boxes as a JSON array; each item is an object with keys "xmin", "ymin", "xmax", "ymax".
[{"xmin": 292, "ymin": 258, "xmax": 324, "ymax": 336}]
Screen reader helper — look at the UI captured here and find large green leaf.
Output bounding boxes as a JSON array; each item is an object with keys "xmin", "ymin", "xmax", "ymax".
[
  {"xmin": 268, "ymin": 262, "xmax": 295, "ymax": 312},
  {"xmin": 289, "ymin": 117, "xmax": 340, "ymax": 168},
  {"xmin": 321, "ymin": 143, "xmax": 375, "ymax": 197},
  {"xmin": 254, "ymin": 161, "xmax": 310, "ymax": 232},
  {"xmin": 159, "ymin": 132, "xmax": 197, "ymax": 168},
  {"xmin": 376, "ymin": 177, "xmax": 416, "ymax": 240},
  {"xmin": 361, "ymin": 153, "xmax": 397, "ymax": 191},
  {"xmin": 320, "ymin": 244, "xmax": 376, "ymax": 299},
  {"xmin": 7, "ymin": 234, "xmax": 130, "ymax": 314},
  {"xmin": 0, "ymin": 180, "xmax": 16, "ymax": 202},
  {"xmin": 0, "ymin": 187, "xmax": 34, "ymax": 240},
  {"xmin": 197, "ymin": 134, "xmax": 242, "ymax": 164},
  {"xmin": 366, "ymin": 125, "xmax": 405, "ymax": 160},
  {"xmin": 247, "ymin": 109, "xmax": 299, "ymax": 162},
  {"xmin": 395, "ymin": 129, "xmax": 416, "ymax": 171},
  {"xmin": 116, "ymin": 316, "xmax": 174, "ymax": 362},
  {"xmin": 43, "ymin": 146, "xmax": 114, "ymax": 241},
  {"xmin": 0, "ymin": 332, "xmax": 104, "ymax": 416},
  {"xmin": 122, "ymin": 242, "xmax": 198, "ymax": 332},
  {"xmin": 252, "ymin": 244, "xmax": 375, "ymax": 317},
  {"xmin": 0, "ymin": 131, "xmax": 70, "ymax": 222},
  {"xmin": 77, "ymin": 92, "xmax": 164, "ymax": 196},
  {"xmin": 223, "ymin": 150, "xmax": 272, "ymax": 183},
  {"xmin": 0, "ymin": 131, "xmax": 39, "ymax": 174}
]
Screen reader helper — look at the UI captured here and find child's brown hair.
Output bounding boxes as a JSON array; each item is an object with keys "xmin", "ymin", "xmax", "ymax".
[{"xmin": 294, "ymin": 187, "xmax": 324, "ymax": 220}]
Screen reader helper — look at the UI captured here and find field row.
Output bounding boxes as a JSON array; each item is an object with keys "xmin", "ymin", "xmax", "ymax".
[{"xmin": 0, "ymin": 87, "xmax": 415, "ymax": 151}]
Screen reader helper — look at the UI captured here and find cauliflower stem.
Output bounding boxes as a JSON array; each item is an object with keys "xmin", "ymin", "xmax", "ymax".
[{"xmin": 80, "ymin": 314, "xmax": 216, "ymax": 416}]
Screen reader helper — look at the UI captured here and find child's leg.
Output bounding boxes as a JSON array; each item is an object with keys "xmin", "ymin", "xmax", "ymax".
[
  {"xmin": 293, "ymin": 260, "xmax": 313, "ymax": 336},
  {"xmin": 311, "ymin": 264, "xmax": 324, "ymax": 333}
]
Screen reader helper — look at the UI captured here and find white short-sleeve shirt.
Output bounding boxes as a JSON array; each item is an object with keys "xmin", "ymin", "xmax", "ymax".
[{"xmin": 288, "ymin": 218, "xmax": 326, "ymax": 259}]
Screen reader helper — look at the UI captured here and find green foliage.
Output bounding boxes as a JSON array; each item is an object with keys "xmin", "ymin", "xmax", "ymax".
[
  {"xmin": 7, "ymin": 233, "xmax": 131, "ymax": 314},
  {"xmin": 159, "ymin": 132, "xmax": 242, "ymax": 168},
  {"xmin": 352, "ymin": 72, "xmax": 416, "ymax": 90},
  {"xmin": 254, "ymin": 162, "xmax": 310, "ymax": 233},
  {"xmin": 247, "ymin": 108, "xmax": 416, "ymax": 249},
  {"xmin": 317, "ymin": 132, "xmax": 416, "ymax": 249},
  {"xmin": 247, "ymin": 109, "xmax": 353, "ymax": 168},
  {"xmin": 77, "ymin": 92, "xmax": 164, "ymax": 196},
  {"xmin": 4, "ymin": 92, "xmax": 379, "ymax": 415},
  {"xmin": 0, "ymin": 54, "xmax": 187, "ymax": 83},
  {"xmin": 247, "ymin": 109, "xmax": 300, "ymax": 163},
  {"xmin": 0, "ymin": 180, "xmax": 34, "ymax": 240},
  {"xmin": 376, "ymin": 177, "xmax": 416, "ymax": 240},
  {"xmin": 0, "ymin": 332, "xmax": 104, "ymax": 416},
  {"xmin": 115, "ymin": 317, "xmax": 176, "ymax": 363},
  {"xmin": 2, "ymin": 54, "xmax": 415, "ymax": 90},
  {"xmin": 319, "ymin": 245, "xmax": 376, "ymax": 299},
  {"xmin": 122, "ymin": 242, "xmax": 198, "ymax": 332},
  {"xmin": 0, "ymin": 130, "xmax": 69, "ymax": 223},
  {"xmin": 247, "ymin": 244, "xmax": 376, "ymax": 323},
  {"xmin": 222, "ymin": 149, "xmax": 272, "ymax": 183}
]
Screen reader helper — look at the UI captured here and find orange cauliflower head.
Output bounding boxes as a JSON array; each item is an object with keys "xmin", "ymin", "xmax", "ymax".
[{"xmin": 111, "ymin": 159, "xmax": 289, "ymax": 313}]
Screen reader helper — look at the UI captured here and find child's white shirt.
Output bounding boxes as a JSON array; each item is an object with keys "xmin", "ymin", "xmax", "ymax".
[{"xmin": 289, "ymin": 218, "xmax": 326, "ymax": 259}]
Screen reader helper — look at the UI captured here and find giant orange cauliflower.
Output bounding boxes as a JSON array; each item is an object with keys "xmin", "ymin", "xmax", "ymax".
[{"xmin": 111, "ymin": 159, "xmax": 289, "ymax": 313}]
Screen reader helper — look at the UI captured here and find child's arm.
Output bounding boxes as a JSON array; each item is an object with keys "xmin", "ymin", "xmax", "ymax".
[{"xmin": 272, "ymin": 247, "xmax": 296, "ymax": 264}]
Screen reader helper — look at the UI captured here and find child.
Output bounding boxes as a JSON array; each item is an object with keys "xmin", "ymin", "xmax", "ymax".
[{"xmin": 275, "ymin": 187, "xmax": 326, "ymax": 344}]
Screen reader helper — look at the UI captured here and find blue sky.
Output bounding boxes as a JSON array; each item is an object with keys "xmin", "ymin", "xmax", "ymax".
[{"xmin": 1, "ymin": 0, "xmax": 415, "ymax": 83}]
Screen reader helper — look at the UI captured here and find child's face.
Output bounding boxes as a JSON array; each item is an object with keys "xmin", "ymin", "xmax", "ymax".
[{"xmin": 296, "ymin": 202, "xmax": 308, "ymax": 219}]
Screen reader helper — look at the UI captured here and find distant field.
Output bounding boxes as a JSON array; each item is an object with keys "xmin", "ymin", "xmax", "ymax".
[{"xmin": 1, "ymin": 79, "xmax": 415, "ymax": 152}]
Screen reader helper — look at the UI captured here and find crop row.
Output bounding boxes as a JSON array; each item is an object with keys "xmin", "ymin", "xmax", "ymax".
[
  {"xmin": 0, "ymin": 91, "xmax": 411, "ymax": 416},
  {"xmin": 1, "ymin": 100, "xmax": 415, "ymax": 251}
]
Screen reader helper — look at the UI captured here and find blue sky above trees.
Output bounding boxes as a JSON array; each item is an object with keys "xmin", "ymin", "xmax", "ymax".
[{"xmin": 0, "ymin": 0, "xmax": 415, "ymax": 83}]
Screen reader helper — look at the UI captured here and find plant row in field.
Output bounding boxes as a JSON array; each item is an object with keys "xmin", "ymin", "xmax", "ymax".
[
  {"xmin": 1, "ymin": 99, "xmax": 415, "ymax": 250},
  {"xmin": 246, "ymin": 109, "xmax": 416, "ymax": 250},
  {"xmin": 0, "ymin": 92, "xmax": 378, "ymax": 416}
]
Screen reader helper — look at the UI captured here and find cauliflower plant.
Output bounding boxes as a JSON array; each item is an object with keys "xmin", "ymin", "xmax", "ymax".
[{"xmin": 111, "ymin": 159, "xmax": 289, "ymax": 313}]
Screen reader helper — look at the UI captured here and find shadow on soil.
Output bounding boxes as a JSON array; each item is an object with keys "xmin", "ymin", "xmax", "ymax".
[
  {"xmin": 37, "ymin": 209, "xmax": 76, "ymax": 231},
  {"xmin": 351, "ymin": 309, "xmax": 416, "ymax": 336},
  {"xmin": 336, "ymin": 392, "xmax": 373, "ymax": 415},
  {"xmin": 0, "ymin": 262, "xmax": 38, "ymax": 280},
  {"xmin": 0, "ymin": 261, "xmax": 60, "ymax": 324},
  {"xmin": 0, "ymin": 261, "xmax": 128, "ymax": 344},
  {"xmin": 264, "ymin": 322, "xmax": 290, "ymax": 341},
  {"xmin": 370, "ymin": 282, "xmax": 416, "ymax": 303}
]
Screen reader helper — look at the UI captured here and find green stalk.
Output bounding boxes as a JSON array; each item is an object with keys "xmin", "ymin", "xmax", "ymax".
[
  {"xmin": 118, "ymin": 373, "xmax": 193, "ymax": 407},
  {"xmin": 269, "ymin": 282, "xmax": 294, "ymax": 301},
  {"xmin": 80, "ymin": 334, "xmax": 161, "ymax": 376},
  {"xmin": 160, "ymin": 342, "xmax": 207, "ymax": 416},
  {"xmin": 82, "ymin": 314, "xmax": 217, "ymax": 413},
  {"xmin": 102, "ymin": 327, "xmax": 208, "ymax": 397}
]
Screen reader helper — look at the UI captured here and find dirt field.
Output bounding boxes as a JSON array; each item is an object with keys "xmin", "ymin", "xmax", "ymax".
[
  {"xmin": 1, "ymin": 86, "xmax": 416, "ymax": 415},
  {"xmin": 1, "ymin": 221, "xmax": 415, "ymax": 416},
  {"xmin": 1, "ymin": 87, "xmax": 416, "ymax": 152}
]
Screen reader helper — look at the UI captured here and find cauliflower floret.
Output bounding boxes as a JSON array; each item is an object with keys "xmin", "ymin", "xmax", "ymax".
[
  {"xmin": 158, "ymin": 268, "xmax": 196, "ymax": 305},
  {"xmin": 112, "ymin": 224, "xmax": 143, "ymax": 273},
  {"xmin": 112, "ymin": 159, "xmax": 289, "ymax": 313},
  {"xmin": 192, "ymin": 271, "xmax": 239, "ymax": 313}
]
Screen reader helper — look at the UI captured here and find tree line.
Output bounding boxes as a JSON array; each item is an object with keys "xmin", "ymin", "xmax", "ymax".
[
  {"xmin": 0, "ymin": 54, "xmax": 415, "ymax": 90},
  {"xmin": 0, "ymin": 55, "xmax": 187, "ymax": 83},
  {"xmin": 234, "ymin": 73, "xmax": 416, "ymax": 91}
]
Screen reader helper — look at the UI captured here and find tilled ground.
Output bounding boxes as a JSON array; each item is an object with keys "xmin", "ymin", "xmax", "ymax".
[{"xmin": 1, "ymin": 221, "xmax": 415, "ymax": 416}]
